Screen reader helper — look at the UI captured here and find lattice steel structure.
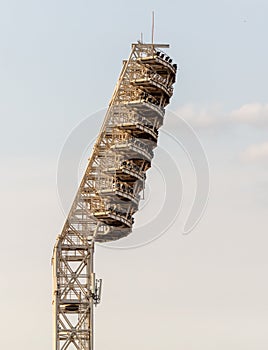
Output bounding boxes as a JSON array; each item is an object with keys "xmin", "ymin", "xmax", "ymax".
[{"xmin": 52, "ymin": 41, "xmax": 177, "ymax": 350}]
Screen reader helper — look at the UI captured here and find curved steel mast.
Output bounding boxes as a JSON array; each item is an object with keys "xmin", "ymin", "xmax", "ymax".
[{"xmin": 52, "ymin": 41, "xmax": 177, "ymax": 350}]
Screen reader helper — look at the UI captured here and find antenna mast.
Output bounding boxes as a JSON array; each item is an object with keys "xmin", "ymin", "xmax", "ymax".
[{"xmin": 152, "ymin": 11, "xmax": 155, "ymax": 45}]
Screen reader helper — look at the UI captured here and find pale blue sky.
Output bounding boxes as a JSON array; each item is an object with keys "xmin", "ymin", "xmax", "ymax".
[{"xmin": 1, "ymin": 0, "xmax": 268, "ymax": 349}]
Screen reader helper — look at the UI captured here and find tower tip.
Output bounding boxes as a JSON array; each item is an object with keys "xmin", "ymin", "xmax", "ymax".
[{"xmin": 151, "ymin": 10, "xmax": 155, "ymax": 45}]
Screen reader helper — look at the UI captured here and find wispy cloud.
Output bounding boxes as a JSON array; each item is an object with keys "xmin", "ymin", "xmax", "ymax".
[
  {"xmin": 241, "ymin": 142, "xmax": 268, "ymax": 162},
  {"xmin": 175, "ymin": 102, "xmax": 268, "ymax": 129},
  {"xmin": 230, "ymin": 103, "xmax": 268, "ymax": 126},
  {"xmin": 175, "ymin": 103, "xmax": 268, "ymax": 165},
  {"xmin": 175, "ymin": 104, "xmax": 226, "ymax": 128}
]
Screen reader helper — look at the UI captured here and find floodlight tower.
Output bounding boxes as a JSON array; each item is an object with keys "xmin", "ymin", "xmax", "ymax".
[{"xmin": 52, "ymin": 40, "xmax": 177, "ymax": 350}]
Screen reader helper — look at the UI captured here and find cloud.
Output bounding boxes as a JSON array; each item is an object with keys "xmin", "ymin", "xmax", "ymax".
[
  {"xmin": 174, "ymin": 103, "xmax": 268, "ymax": 165},
  {"xmin": 175, "ymin": 103, "xmax": 268, "ymax": 129},
  {"xmin": 241, "ymin": 142, "xmax": 268, "ymax": 162},
  {"xmin": 230, "ymin": 103, "xmax": 268, "ymax": 126},
  {"xmin": 175, "ymin": 104, "xmax": 226, "ymax": 128}
]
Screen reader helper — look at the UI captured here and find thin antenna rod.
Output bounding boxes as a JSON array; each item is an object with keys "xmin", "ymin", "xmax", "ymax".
[{"xmin": 151, "ymin": 11, "xmax": 155, "ymax": 45}]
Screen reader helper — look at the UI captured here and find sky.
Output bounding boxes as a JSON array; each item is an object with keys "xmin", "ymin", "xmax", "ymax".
[{"xmin": 1, "ymin": 0, "xmax": 268, "ymax": 349}]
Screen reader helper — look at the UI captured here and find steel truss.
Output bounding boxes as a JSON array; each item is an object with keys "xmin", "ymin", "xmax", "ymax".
[{"xmin": 52, "ymin": 41, "xmax": 177, "ymax": 350}]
